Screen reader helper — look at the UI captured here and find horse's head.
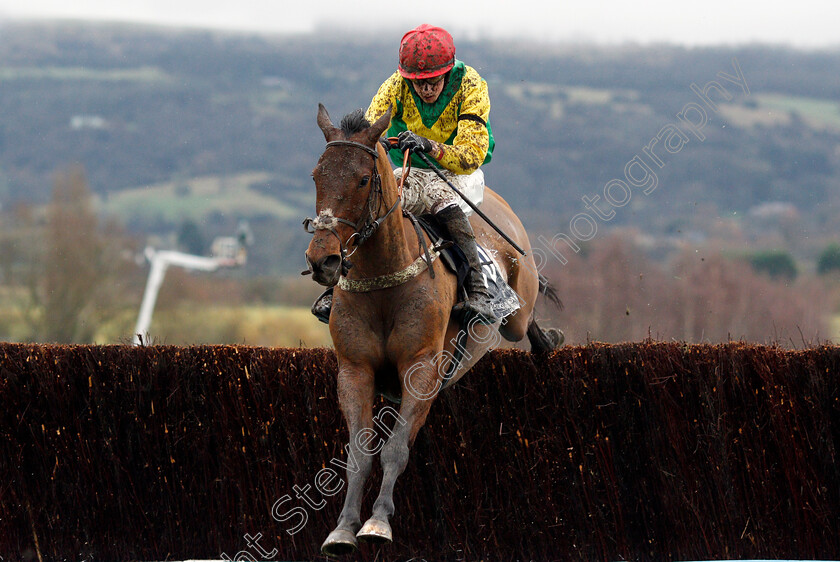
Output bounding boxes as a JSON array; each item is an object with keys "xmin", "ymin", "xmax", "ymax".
[{"xmin": 303, "ymin": 104, "xmax": 392, "ymax": 287}]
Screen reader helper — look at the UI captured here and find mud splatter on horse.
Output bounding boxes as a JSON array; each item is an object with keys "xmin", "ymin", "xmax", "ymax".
[{"xmin": 304, "ymin": 104, "xmax": 561, "ymax": 555}]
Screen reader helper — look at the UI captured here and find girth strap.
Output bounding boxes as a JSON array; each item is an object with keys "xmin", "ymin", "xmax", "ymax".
[{"xmin": 403, "ymin": 209, "xmax": 435, "ymax": 280}]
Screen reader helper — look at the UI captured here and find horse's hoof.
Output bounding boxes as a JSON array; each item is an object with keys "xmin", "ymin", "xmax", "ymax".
[
  {"xmin": 547, "ymin": 327, "xmax": 565, "ymax": 348},
  {"xmin": 356, "ymin": 518, "xmax": 393, "ymax": 544},
  {"xmin": 321, "ymin": 529, "xmax": 358, "ymax": 557}
]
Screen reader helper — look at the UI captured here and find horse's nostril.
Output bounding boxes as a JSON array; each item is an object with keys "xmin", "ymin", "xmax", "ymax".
[
  {"xmin": 321, "ymin": 255, "xmax": 342, "ymax": 275},
  {"xmin": 308, "ymin": 254, "xmax": 342, "ymax": 286}
]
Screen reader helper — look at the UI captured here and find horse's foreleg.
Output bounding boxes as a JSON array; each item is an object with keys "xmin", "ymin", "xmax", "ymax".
[
  {"xmin": 356, "ymin": 358, "xmax": 438, "ymax": 545},
  {"xmin": 321, "ymin": 367, "xmax": 375, "ymax": 556}
]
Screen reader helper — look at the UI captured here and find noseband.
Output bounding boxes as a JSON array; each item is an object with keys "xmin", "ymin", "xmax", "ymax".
[{"xmin": 303, "ymin": 140, "xmax": 401, "ymax": 276}]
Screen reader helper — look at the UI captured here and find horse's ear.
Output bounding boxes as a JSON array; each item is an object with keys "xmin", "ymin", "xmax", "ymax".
[
  {"xmin": 364, "ymin": 106, "xmax": 392, "ymax": 145},
  {"xmin": 317, "ymin": 103, "xmax": 341, "ymax": 142}
]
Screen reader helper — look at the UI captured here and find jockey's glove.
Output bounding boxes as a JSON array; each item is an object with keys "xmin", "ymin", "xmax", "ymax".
[{"xmin": 397, "ymin": 130, "xmax": 434, "ymax": 154}]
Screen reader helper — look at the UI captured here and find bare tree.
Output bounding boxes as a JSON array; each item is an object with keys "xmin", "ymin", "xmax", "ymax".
[
  {"xmin": 13, "ymin": 165, "xmax": 137, "ymax": 343},
  {"xmin": 33, "ymin": 166, "xmax": 102, "ymax": 341},
  {"xmin": 540, "ymin": 234, "xmax": 829, "ymax": 347}
]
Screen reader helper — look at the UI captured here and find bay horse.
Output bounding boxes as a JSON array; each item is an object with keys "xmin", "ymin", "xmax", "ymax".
[{"xmin": 304, "ymin": 104, "xmax": 562, "ymax": 556}]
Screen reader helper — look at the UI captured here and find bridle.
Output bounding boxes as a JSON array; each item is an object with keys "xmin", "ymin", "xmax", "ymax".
[{"xmin": 302, "ymin": 139, "xmax": 401, "ymax": 276}]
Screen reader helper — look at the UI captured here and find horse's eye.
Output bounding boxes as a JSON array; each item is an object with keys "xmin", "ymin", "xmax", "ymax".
[{"xmin": 359, "ymin": 176, "xmax": 370, "ymax": 188}]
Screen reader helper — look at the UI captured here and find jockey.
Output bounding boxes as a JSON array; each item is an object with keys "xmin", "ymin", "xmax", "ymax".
[{"xmin": 365, "ymin": 23, "xmax": 498, "ymax": 320}]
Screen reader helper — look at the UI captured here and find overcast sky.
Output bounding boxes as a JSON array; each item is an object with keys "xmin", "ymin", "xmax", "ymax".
[{"xmin": 0, "ymin": 0, "xmax": 837, "ymax": 49}]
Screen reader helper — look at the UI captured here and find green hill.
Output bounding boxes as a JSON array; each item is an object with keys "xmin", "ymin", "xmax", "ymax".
[{"xmin": 1, "ymin": 22, "xmax": 839, "ymax": 273}]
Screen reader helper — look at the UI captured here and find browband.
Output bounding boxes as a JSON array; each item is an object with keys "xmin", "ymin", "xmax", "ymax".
[{"xmin": 325, "ymin": 140, "xmax": 379, "ymax": 159}]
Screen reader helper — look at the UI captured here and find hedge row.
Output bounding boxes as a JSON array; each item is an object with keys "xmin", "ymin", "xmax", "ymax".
[{"xmin": 1, "ymin": 342, "xmax": 838, "ymax": 561}]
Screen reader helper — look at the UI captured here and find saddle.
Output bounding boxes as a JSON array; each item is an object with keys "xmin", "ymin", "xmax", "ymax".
[
  {"xmin": 311, "ymin": 213, "xmax": 521, "ymax": 324},
  {"xmin": 415, "ymin": 213, "xmax": 522, "ymax": 321},
  {"xmin": 413, "ymin": 213, "xmax": 470, "ymax": 289}
]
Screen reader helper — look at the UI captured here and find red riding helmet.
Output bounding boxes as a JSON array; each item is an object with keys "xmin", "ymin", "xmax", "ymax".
[{"xmin": 398, "ymin": 24, "xmax": 456, "ymax": 80}]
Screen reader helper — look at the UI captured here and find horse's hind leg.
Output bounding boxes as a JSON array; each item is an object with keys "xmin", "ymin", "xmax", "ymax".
[
  {"xmin": 506, "ymin": 252, "xmax": 563, "ymax": 352},
  {"xmin": 321, "ymin": 367, "xmax": 376, "ymax": 556},
  {"xmin": 499, "ymin": 255, "xmax": 539, "ymax": 343},
  {"xmin": 527, "ymin": 315, "xmax": 564, "ymax": 353}
]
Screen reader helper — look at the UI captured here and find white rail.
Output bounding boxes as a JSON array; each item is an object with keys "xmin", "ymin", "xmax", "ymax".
[{"xmin": 132, "ymin": 246, "xmax": 243, "ymax": 345}]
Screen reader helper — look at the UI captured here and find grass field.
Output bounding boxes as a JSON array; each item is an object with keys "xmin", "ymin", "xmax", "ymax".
[
  {"xmin": 0, "ymin": 65, "xmax": 171, "ymax": 82},
  {"xmin": 2, "ymin": 298, "xmax": 332, "ymax": 348},
  {"xmin": 700, "ymin": 94, "xmax": 840, "ymax": 133},
  {"xmin": 831, "ymin": 315, "xmax": 840, "ymax": 343},
  {"xmin": 756, "ymin": 93, "xmax": 840, "ymax": 130},
  {"xmin": 123, "ymin": 304, "xmax": 333, "ymax": 348},
  {"xmin": 100, "ymin": 172, "xmax": 304, "ymax": 225},
  {"xmin": 751, "ymin": 94, "xmax": 840, "ymax": 130}
]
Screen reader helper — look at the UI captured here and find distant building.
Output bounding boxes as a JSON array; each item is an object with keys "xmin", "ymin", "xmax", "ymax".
[
  {"xmin": 746, "ymin": 201, "xmax": 800, "ymax": 245},
  {"xmin": 70, "ymin": 115, "xmax": 108, "ymax": 130},
  {"xmin": 747, "ymin": 201, "xmax": 800, "ymax": 223}
]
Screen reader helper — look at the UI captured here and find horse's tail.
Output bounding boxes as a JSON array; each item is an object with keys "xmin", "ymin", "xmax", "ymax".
[{"xmin": 539, "ymin": 276, "xmax": 563, "ymax": 311}]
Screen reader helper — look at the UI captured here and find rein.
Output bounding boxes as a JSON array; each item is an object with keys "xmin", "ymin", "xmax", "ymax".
[{"xmin": 303, "ymin": 138, "xmax": 434, "ymax": 291}]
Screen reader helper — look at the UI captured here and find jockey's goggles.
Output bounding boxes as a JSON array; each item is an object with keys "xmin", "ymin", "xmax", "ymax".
[{"xmin": 410, "ymin": 74, "xmax": 446, "ymax": 88}]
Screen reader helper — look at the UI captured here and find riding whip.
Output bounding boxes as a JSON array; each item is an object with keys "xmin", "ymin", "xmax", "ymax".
[{"xmin": 413, "ymin": 151, "xmax": 527, "ymax": 256}]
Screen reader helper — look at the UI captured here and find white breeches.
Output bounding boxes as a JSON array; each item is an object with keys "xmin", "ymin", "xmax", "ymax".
[{"xmin": 394, "ymin": 167, "xmax": 485, "ymax": 217}]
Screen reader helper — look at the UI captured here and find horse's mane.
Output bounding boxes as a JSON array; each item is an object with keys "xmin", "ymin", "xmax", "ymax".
[{"xmin": 340, "ymin": 109, "xmax": 371, "ymax": 137}]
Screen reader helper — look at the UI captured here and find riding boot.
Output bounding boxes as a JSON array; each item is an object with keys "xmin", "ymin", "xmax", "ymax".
[
  {"xmin": 311, "ymin": 287, "xmax": 333, "ymax": 324},
  {"xmin": 435, "ymin": 204, "xmax": 499, "ymax": 322}
]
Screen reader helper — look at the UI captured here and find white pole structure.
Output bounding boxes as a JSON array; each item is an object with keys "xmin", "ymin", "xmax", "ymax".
[{"xmin": 132, "ymin": 246, "xmax": 239, "ymax": 345}]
